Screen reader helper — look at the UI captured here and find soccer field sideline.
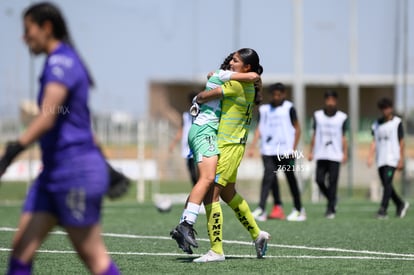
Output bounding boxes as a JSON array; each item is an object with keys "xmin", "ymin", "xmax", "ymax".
[{"xmin": 1, "ymin": 227, "xmax": 413, "ymax": 262}]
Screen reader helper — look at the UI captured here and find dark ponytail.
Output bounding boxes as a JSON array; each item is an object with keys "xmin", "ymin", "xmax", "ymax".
[
  {"xmin": 24, "ymin": 2, "xmax": 95, "ymax": 87},
  {"xmin": 253, "ymin": 80, "xmax": 263, "ymax": 105}
]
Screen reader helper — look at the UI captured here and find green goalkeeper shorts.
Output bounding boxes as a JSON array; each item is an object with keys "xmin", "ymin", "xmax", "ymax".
[{"xmin": 188, "ymin": 123, "xmax": 219, "ymax": 163}]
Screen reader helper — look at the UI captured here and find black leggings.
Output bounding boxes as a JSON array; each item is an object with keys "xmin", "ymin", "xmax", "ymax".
[
  {"xmin": 378, "ymin": 166, "xmax": 403, "ymax": 211},
  {"xmin": 315, "ymin": 160, "xmax": 340, "ymax": 212},
  {"xmin": 259, "ymin": 155, "xmax": 302, "ymax": 211},
  {"xmin": 187, "ymin": 158, "xmax": 198, "ymax": 186}
]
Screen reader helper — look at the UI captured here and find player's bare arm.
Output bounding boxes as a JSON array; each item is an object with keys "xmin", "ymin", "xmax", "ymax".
[
  {"xmin": 19, "ymin": 82, "xmax": 68, "ymax": 146},
  {"xmin": 366, "ymin": 139, "xmax": 376, "ymax": 167},
  {"xmin": 342, "ymin": 135, "xmax": 348, "ymax": 163},
  {"xmin": 230, "ymin": 72, "xmax": 260, "ymax": 82},
  {"xmin": 397, "ymin": 138, "xmax": 405, "ymax": 170},
  {"xmin": 196, "ymin": 86, "xmax": 223, "ymax": 104},
  {"xmin": 248, "ymin": 127, "xmax": 261, "ymax": 157},
  {"xmin": 308, "ymin": 132, "xmax": 315, "ymax": 161},
  {"xmin": 293, "ymin": 120, "xmax": 301, "ymax": 151}
]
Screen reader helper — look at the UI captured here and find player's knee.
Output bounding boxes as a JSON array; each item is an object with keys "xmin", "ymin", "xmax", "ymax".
[{"xmin": 198, "ymin": 175, "xmax": 216, "ymax": 186}]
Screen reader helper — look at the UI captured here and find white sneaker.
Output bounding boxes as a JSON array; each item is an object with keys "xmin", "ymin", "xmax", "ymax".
[
  {"xmin": 256, "ymin": 212, "xmax": 267, "ymax": 222},
  {"xmin": 193, "ymin": 250, "xmax": 225, "ymax": 263},
  {"xmin": 254, "ymin": 231, "xmax": 271, "ymax": 258},
  {"xmin": 252, "ymin": 208, "xmax": 267, "ymax": 221},
  {"xmin": 286, "ymin": 208, "xmax": 306, "ymax": 222},
  {"xmin": 252, "ymin": 207, "xmax": 263, "ymax": 217},
  {"xmin": 397, "ymin": 201, "xmax": 410, "ymax": 218}
]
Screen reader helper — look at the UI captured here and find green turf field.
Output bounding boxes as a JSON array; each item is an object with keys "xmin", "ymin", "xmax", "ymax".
[{"xmin": 0, "ymin": 182, "xmax": 413, "ymax": 274}]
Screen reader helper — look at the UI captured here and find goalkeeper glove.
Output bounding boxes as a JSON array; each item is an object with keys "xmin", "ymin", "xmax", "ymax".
[
  {"xmin": 189, "ymin": 96, "xmax": 200, "ymax": 117},
  {"xmin": 106, "ymin": 163, "xmax": 131, "ymax": 199},
  {"xmin": 0, "ymin": 141, "xmax": 25, "ymax": 179}
]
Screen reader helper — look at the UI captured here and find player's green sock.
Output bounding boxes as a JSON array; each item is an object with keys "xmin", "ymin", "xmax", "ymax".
[
  {"xmin": 205, "ymin": 201, "xmax": 224, "ymax": 255},
  {"xmin": 228, "ymin": 193, "xmax": 260, "ymax": 240}
]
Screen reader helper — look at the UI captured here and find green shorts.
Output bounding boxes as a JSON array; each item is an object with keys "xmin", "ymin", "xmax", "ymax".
[
  {"xmin": 188, "ymin": 124, "xmax": 219, "ymax": 163},
  {"xmin": 215, "ymin": 144, "xmax": 245, "ymax": 187}
]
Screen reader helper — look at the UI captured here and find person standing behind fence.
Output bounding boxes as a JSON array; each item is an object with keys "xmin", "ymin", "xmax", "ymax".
[
  {"xmin": 367, "ymin": 97, "xmax": 409, "ymax": 219},
  {"xmin": 0, "ymin": 2, "xmax": 120, "ymax": 274},
  {"xmin": 308, "ymin": 90, "xmax": 348, "ymax": 219},
  {"xmin": 169, "ymin": 92, "xmax": 198, "ymax": 186},
  {"xmin": 248, "ymin": 82, "xmax": 306, "ymax": 222}
]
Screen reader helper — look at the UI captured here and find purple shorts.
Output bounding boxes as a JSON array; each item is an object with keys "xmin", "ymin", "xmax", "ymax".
[{"xmin": 23, "ymin": 152, "xmax": 108, "ymax": 227}]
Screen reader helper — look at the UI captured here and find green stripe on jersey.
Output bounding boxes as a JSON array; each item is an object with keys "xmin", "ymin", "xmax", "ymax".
[{"xmin": 218, "ymin": 80, "xmax": 255, "ymax": 145}]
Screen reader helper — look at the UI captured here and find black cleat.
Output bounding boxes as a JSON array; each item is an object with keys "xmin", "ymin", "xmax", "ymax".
[
  {"xmin": 170, "ymin": 228, "xmax": 193, "ymax": 254},
  {"xmin": 176, "ymin": 221, "xmax": 198, "ymax": 248}
]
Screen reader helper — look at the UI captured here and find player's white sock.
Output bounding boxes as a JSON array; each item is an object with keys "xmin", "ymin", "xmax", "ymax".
[{"xmin": 180, "ymin": 202, "xmax": 200, "ymax": 225}]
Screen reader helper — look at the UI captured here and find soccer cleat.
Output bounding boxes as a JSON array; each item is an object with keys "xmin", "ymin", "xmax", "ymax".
[
  {"xmin": 286, "ymin": 208, "xmax": 307, "ymax": 222},
  {"xmin": 396, "ymin": 202, "xmax": 409, "ymax": 218},
  {"xmin": 193, "ymin": 250, "xmax": 225, "ymax": 263},
  {"xmin": 268, "ymin": 205, "xmax": 285, "ymax": 220},
  {"xmin": 170, "ymin": 229, "xmax": 193, "ymax": 254},
  {"xmin": 254, "ymin": 231, "xmax": 271, "ymax": 259},
  {"xmin": 176, "ymin": 221, "xmax": 198, "ymax": 248}
]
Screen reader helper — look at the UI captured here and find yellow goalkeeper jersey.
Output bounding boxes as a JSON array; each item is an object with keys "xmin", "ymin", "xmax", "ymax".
[{"xmin": 217, "ymin": 80, "xmax": 255, "ymax": 146}]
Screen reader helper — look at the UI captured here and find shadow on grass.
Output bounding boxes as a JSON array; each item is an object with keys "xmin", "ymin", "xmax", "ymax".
[{"xmin": 174, "ymin": 257, "xmax": 196, "ymax": 263}]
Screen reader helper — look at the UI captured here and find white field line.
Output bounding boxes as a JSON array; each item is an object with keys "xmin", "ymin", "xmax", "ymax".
[
  {"xmin": 1, "ymin": 227, "xmax": 414, "ymax": 259},
  {"xmin": 0, "ymin": 248, "xmax": 413, "ymax": 261}
]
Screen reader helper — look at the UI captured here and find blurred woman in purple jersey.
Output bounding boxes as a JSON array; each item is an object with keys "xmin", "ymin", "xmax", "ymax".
[{"xmin": 0, "ymin": 2, "xmax": 120, "ymax": 274}]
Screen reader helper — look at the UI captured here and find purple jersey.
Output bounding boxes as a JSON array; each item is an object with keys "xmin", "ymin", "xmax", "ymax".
[
  {"xmin": 38, "ymin": 43, "xmax": 96, "ymax": 167},
  {"xmin": 23, "ymin": 43, "xmax": 108, "ymax": 226}
]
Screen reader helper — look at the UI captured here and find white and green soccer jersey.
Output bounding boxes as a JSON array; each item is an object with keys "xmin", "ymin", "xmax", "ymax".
[{"xmin": 193, "ymin": 70, "xmax": 233, "ymax": 130}]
